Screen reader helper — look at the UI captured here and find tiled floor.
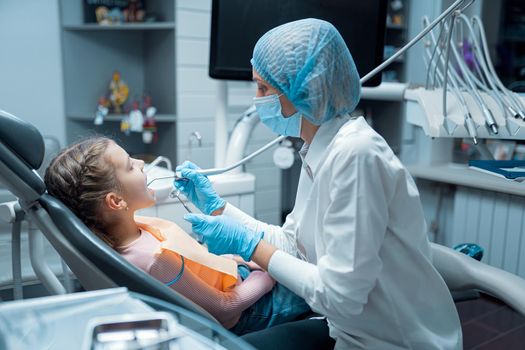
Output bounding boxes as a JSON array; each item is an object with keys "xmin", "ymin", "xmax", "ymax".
[{"xmin": 458, "ymin": 293, "xmax": 525, "ymax": 349}]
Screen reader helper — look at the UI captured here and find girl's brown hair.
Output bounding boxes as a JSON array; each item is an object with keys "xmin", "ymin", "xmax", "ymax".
[{"xmin": 44, "ymin": 137, "xmax": 121, "ymax": 247}]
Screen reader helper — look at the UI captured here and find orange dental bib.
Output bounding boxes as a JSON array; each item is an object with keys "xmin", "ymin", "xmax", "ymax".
[{"xmin": 135, "ymin": 216, "xmax": 238, "ymax": 291}]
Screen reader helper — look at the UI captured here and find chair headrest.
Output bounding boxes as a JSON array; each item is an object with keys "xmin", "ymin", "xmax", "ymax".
[{"xmin": 0, "ymin": 110, "xmax": 45, "ymax": 169}]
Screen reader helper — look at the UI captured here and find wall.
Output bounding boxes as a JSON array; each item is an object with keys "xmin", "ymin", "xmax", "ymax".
[
  {"xmin": 0, "ymin": 0, "xmax": 66, "ymax": 146},
  {"xmin": 0, "ymin": 1, "xmax": 68, "ymax": 292},
  {"xmin": 450, "ymin": 188, "xmax": 525, "ymax": 277},
  {"xmin": 175, "ymin": 0, "xmax": 282, "ymax": 224}
]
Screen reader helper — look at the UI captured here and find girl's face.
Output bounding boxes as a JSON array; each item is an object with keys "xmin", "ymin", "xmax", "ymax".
[{"xmin": 105, "ymin": 142, "xmax": 156, "ymax": 211}]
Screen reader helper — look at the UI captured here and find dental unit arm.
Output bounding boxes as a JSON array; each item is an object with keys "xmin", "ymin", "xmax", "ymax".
[{"xmin": 223, "ymin": 105, "xmax": 260, "ymax": 175}]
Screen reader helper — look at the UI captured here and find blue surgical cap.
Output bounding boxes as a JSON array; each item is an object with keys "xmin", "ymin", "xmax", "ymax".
[{"xmin": 251, "ymin": 18, "xmax": 361, "ymax": 125}]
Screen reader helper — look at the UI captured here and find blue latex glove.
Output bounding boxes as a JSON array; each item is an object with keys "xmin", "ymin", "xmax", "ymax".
[
  {"xmin": 184, "ymin": 213, "xmax": 263, "ymax": 261},
  {"xmin": 174, "ymin": 161, "xmax": 225, "ymax": 215}
]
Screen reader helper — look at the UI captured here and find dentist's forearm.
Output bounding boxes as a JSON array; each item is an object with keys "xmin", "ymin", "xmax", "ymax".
[{"xmin": 250, "ymin": 240, "xmax": 278, "ymax": 271}]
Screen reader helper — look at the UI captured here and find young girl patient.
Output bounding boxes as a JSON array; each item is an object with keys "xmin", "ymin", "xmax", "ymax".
[{"xmin": 44, "ymin": 137, "xmax": 310, "ymax": 335}]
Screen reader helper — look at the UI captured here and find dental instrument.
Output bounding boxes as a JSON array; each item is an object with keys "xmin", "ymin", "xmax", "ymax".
[
  {"xmin": 423, "ymin": 16, "xmax": 462, "ymax": 136},
  {"xmin": 147, "ymin": 176, "xmax": 192, "ymax": 213},
  {"xmin": 441, "ymin": 17, "xmax": 456, "ymax": 117},
  {"xmin": 472, "ymin": 16, "xmax": 525, "ymax": 120},
  {"xmin": 147, "ymin": 176, "xmax": 185, "ymax": 186},
  {"xmin": 423, "ymin": 16, "xmax": 481, "ymax": 143},
  {"xmin": 171, "ymin": 190, "xmax": 193, "ymax": 214},
  {"xmin": 451, "ymin": 17, "xmax": 507, "ymax": 120},
  {"xmin": 423, "ymin": 27, "xmax": 471, "ymax": 141},
  {"xmin": 449, "ymin": 26, "xmax": 499, "ymax": 135},
  {"xmin": 425, "ymin": 22, "xmax": 446, "ymax": 90},
  {"xmin": 174, "ymin": 135, "xmax": 285, "ymax": 179},
  {"xmin": 453, "ymin": 16, "xmax": 517, "ymax": 135}
]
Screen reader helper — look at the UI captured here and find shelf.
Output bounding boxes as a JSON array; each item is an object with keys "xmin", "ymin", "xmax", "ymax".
[
  {"xmin": 68, "ymin": 113, "xmax": 177, "ymax": 122},
  {"xmin": 60, "ymin": 0, "xmax": 177, "ymax": 165},
  {"xmin": 408, "ymin": 163, "xmax": 525, "ymax": 197},
  {"xmin": 63, "ymin": 22, "xmax": 175, "ymax": 31}
]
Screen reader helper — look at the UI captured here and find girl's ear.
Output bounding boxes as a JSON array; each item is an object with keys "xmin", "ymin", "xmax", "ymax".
[{"xmin": 104, "ymin": 192, "xmax": 127, "ymax": 211}]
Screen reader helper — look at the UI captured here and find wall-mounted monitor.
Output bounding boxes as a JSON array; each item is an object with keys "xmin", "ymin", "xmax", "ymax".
[{"xmin": 209, "ymin": 0, "xmax": 388, "ymax": 87}]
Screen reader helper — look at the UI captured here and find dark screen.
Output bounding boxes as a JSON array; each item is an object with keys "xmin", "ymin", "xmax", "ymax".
[{"xmin": 209, "ymin": 0, "xmax": 388, "ymax": 87}]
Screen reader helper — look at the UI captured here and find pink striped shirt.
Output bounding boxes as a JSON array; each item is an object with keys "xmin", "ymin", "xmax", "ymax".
[{"xmin": 117, "ymin": 229, "xmax": 275, "ymax": 328}]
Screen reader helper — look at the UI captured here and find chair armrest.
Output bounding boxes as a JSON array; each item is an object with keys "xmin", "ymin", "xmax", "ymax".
[{"xmin": 431, "ymin": 242, "xmax": 525, "ymax": 316}]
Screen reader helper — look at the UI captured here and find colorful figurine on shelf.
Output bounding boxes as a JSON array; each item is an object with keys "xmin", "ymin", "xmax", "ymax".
[
  {"xmin": 95, "ymin": 6, "xmax": 125, "ymax": 25},
  {"xmin": 123, "ymin": 0, "xmax": 145, "ymax": 23},
  {"xmin": 390, "ymin": 0, "xmax": 404, "ymax": 25},
  {"xmin": 94, "ymin": 96, "xmax": 110, "ymax": 126},
  {"xmin": 142, "ymin": 115, "xmax": 158, "ymax": 144},
  {"xmin": 108, "ymin": 8, "xmax": 125, "ymax": 24},
  {"xmin": 95, "ymin": 7, "xmax": 110, "ymax": 25},
  {"xmin": 129, "ymin": 100, "xmax": 144, "ymax": 132},
  {"xmin": 142, "ymin": 95, "xmax": 158, "ymax": 144},
  {"xmin": 109, "ymin": 71, "xmax": 129, "ymax": 114},
  {"xmin": 142, "ymin": 95, "xmax": 157, "ymax": 120},
  {"xmin": 120, "ymin": 115, "xmax": 131, "ymax": 136}
]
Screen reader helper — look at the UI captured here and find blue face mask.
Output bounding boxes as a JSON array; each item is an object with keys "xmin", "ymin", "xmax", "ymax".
[{"xmin": 253, "ymin": 94, "xmax": 302, "ymax": 137}]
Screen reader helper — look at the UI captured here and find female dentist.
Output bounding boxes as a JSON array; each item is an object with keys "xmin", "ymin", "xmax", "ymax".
[{"xmin": 176, "ymin": 19, "xmax": 462, "ymax": 350}]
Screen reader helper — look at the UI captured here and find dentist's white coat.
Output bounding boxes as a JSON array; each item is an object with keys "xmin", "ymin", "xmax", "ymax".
[{"xmin": 224, "ymin": 115, "xmax": 462, "ymax": 349}]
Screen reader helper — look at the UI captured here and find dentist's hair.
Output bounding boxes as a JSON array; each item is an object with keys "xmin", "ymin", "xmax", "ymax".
[{"xmin": 44, "ymin": 137, "xmax": 121, "ymax": 247}]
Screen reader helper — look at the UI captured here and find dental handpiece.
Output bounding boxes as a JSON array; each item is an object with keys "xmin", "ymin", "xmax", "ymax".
[
  {"xmin": 445, "ymin": 22, "xmax": 498, "ymax": 134},
  {"xmin": 176, "ymin": 135, "xmax": 286, "ymax": 178},
  {"xmin": 147, "ymin": 175, "xmax": 187, "ymax": 186},
  {"xmin": 423, "ymin": 17, "xmax": 478, "ymax": 144}
]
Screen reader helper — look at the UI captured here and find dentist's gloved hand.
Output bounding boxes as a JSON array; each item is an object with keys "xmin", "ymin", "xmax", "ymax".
[
  {"xmin": 184, "ymin": 213, "xmax": 263, "ymax": 261},
  {"xmin": 174, "ymin": 161, "xmax": 225, "ymax": 215}
]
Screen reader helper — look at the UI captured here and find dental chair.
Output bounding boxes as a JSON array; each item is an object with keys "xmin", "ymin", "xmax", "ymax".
[
  {"xmin": 0, "ymin": 110, "xmax": 216, "ymax": 323},
  {"xmin": 2, "ymin": 110, "xmax": 525, "ymax": 348},
  {"xmin": 431, "ymin": 242, "xmax": 525, "ymax": 315}
]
